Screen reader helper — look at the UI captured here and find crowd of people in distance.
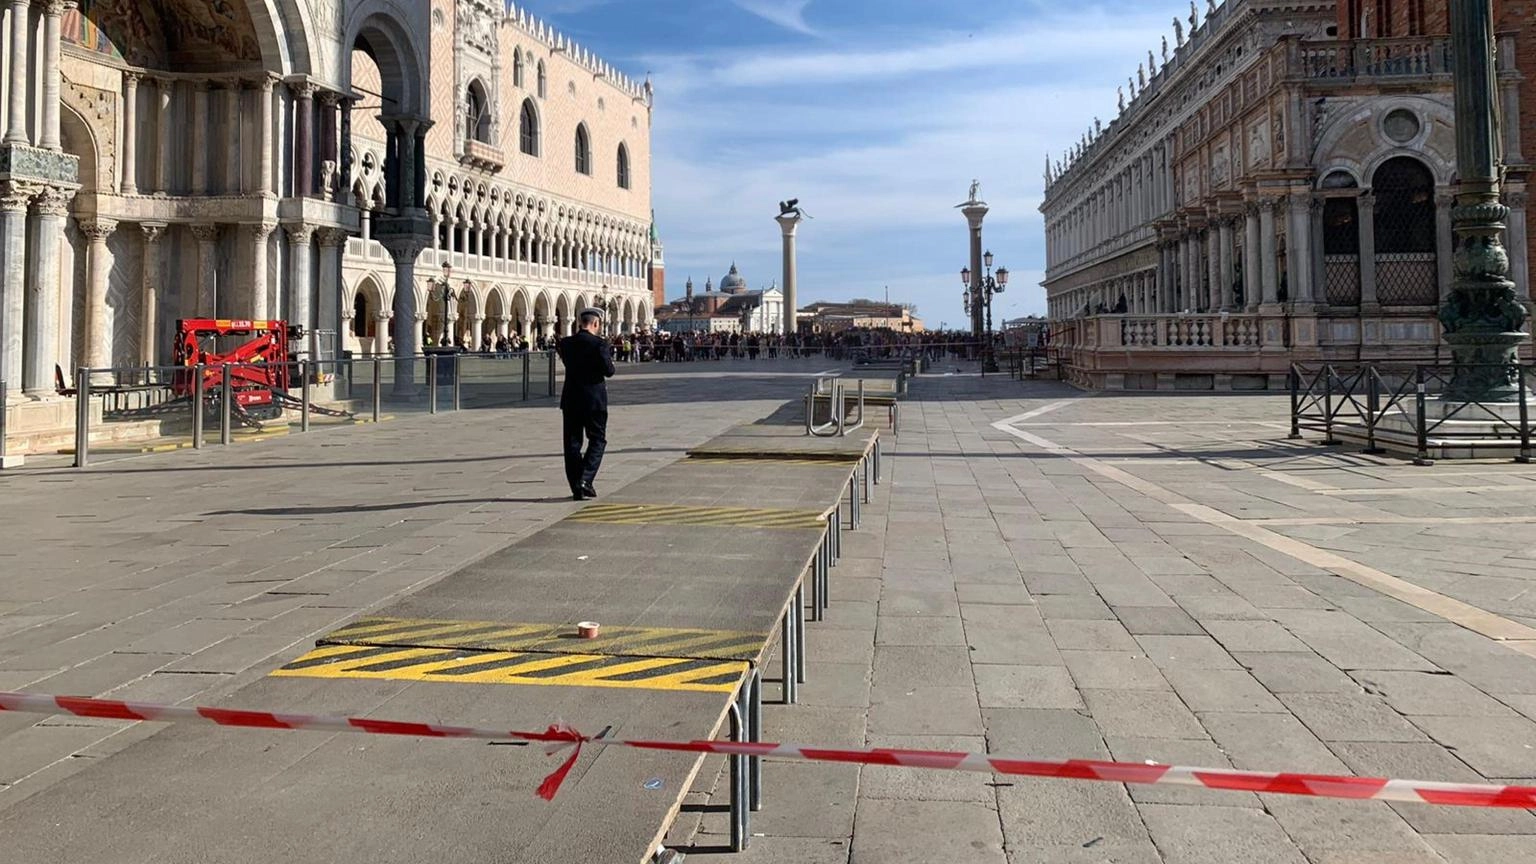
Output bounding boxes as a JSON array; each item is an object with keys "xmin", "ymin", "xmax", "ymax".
[{"xmin": 412, "ymin": 328, "xmax": 1005, "ymax": 364}]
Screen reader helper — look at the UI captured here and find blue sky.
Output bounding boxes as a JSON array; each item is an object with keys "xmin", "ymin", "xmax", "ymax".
[{"xmin": 535, "ymin": 0, "xmax": 1173, "ymax": 328}]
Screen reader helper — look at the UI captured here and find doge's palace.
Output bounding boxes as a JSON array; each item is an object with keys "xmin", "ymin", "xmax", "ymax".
[{"xmin": 0, "ymin": 0, "xmax": 656, "ymax": 435}]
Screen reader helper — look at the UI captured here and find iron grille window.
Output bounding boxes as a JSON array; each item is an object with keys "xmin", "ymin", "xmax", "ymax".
[
  {"xmin": 1322, "ymin": 197, "xmax": 1360, "ymax": 305},
  {"xmin": 1373, "ymin": 157, "xmax": 1438, "ymax": 305}
]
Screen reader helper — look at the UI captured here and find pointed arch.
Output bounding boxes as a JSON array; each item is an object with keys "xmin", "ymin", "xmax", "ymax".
[
  {"xmin": 519, "ymin": 98, "xmax": 540, "ymax": 156},
  {"xmin": 616, "ymin": 141, "xmax": 631, "ymax": 189}
]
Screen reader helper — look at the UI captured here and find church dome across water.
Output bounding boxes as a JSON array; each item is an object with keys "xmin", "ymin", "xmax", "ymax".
[{"xmin": 719, "ymin": 263, "xmax": 748, "ymax": 294}]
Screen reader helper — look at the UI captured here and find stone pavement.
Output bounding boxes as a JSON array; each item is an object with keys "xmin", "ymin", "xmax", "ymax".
[
  {"xmin": 7, "ymin": 363, "xmax": 1536, "ymax": 863},
  {"xmin": 670, "ymin": 372, "xmax": 1536, "ymax": 864}
]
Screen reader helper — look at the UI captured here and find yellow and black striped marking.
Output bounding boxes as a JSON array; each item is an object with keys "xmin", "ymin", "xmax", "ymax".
[
  {"xmin": 319, "ymin": 616, "xmax": 771, "ymax": 662},
  {"xmin": 271, "ymin": 643, "xmax": 748, "ymax": 693},
  {"xmin": 567, "ymin": 502, "xmax": 827, "ymax": 530},
  {"xmin": 686, "ymin": 455, "xmax": 860, "ymax": 467}
]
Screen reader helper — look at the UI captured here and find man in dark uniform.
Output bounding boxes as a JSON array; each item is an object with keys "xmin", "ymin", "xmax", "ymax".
[{"xmin": 557, "ymin": 308, "xmax": 616, "ymax": 500}]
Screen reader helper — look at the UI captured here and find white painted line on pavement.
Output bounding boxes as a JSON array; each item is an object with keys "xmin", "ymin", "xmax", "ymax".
[
  {"xmin": 996, "ymin": 400, "xmax": 1074, "ymax": 427},
  {"xmin": 991, "ymin": 410, "xmax": 1536, "ymax": 659}
]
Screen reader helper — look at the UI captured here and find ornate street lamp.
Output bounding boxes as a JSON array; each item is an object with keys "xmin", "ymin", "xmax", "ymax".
[
  {"xmin": 428, "ymin": 261, "xmax": 458, "ymax": 347},
  {"xmin": 962, "ymin": 255, "xmax": 1008, "ymax": 371},
  {"xmin": 1442, "ymin": 0, "xmax": 1529, "ymax": 401}
]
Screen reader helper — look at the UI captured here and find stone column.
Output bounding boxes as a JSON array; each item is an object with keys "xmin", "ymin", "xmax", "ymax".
[
  {"xmin": 248, "ymin": 222, "xmax": 272, "ymax": 319},
  {"xmin": 293, "ymin": 82, "xmax": 313, "ymax": 197},
  {"xmin": 0, "ymin": 181, "xmax": 32, "ymax": 394},
  {"xmin": 119, "ymin": 72, "xmax": 139, "ymax": 194},
  {"xmin": 317, "ymin": 91, "xmax": 338, "ymax": 201},
  {"xmin": 1357, "ymin": 192, "xmax": 1378, "ymax": 308},
  {"xmin": 191, "ymin": 82, "xmax": 208, "ymax": 195},
  {"xmin": 38, "ymin": 0, "xmax": 69, "ymax": 151},
  {"xmin": 1259, "ymin": 201, "xmax": 1279, "ymax": 306},
  {"xmin": 777, "ymin": 211, "xmax": 805, "ymax": 336},
  {"xmin": 1288, "ymin": 192, "xmax": 1316, "ymax": 305},
  {"xmin": 191, "ymin": 224, "xmax": 219, "ymax": 317},
  {"xmin": 1218, "ymin": 217, "xmax": 1236, "ymax": 310},
  {"xmin": 225, "ymin": 81, "xmax": 243, "ymax": 193},
  {"xmin": 258, "ymin": 76, "xmax": 275, "ymax": 195},
  {"xmin": 472, "ymin": 315, "xmax": 485, "ymax": 348},
  {"xmin": 1174, "ymin": 236, "xmax": 1188, "ymax": 312},
  {"xmin": 374, "ymin": 311, "xmax": 390, "ymax": 355},
  {"xmin": 23, "ymin": 186, "xmax": 69, "ymax": 395},
  {"xmin": 4, "ymin": 0, "xmax": 30, "ymax": 145},
  {"xmin": 1435, "ymin": 191, "xmax": 1455, "ymax": 302},
  {"xmin": 1206, "ymin": 229, "xmax": 1220, "ymax": 311},
  {"xmin": 317, "ymin": 228, "xmax": 345, "ymax": 365},
  {"xmin": 80, "ymin": 218, "xmax": 116, "ymax": 372},
  {"xmin": 382, "ymin": 236, "xmax": 425, "ymax": 394},
  {"xmin": 286, "ymin": 224, "xmax": 314, "ymax": 356},
  {"xmin": 960, "ymin": 201, "xmax": 987, "ymax": 339},
  {"xmin": 155, "ymin": 77, "xmax": 172, "ymax": 193},
  {"xmin": 1243, "ymin": 204, "xmax": 1261, "ymax": 311},
  {"xmin": 139, "ymin": 222, "xmax": 164, "ymax": 365},
  {"xmin": 1508, "ymin": 192, "xmax": 1530, "ymax": 302}
]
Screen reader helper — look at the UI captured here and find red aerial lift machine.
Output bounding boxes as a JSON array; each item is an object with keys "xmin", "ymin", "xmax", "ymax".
[{"xmin": 171, "ymin": 319, "xmax": 299, "ymax": 420}]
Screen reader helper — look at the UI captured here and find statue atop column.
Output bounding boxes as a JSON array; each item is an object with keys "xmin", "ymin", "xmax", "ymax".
[{"xmin": 968, "ymin": 179, "xmax": 981, "ymax": 203}]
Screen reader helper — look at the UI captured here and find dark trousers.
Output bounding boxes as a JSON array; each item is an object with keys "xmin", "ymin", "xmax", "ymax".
[{"xmin": 562, "ymin": 407, "xmax": 608, "ymax": 492}]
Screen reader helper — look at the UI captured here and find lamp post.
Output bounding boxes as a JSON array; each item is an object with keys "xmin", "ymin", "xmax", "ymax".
[
  {"xmin": 961, "ymin": 251, "xmax": 1009, "ymax": 372},
  {"xmin": 428, "ymin": 261, "xmax": 460, "ymax": 348},
  {"xmin": 1441, "ymin": 0, "xmax": 1528, "ymax": 401}
]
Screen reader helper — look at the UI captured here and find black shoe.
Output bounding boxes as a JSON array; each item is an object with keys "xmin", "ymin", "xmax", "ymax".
[
  {"xmin": 580, "ymin": 484, "xmax": 597, "ymax": 499},
  {"xmin": 572, "ymin": 491, "xmax": 585, "ymax": 501}
]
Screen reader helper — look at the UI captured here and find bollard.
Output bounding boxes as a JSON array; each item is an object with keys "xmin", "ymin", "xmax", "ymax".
[
  {"xmin": 521, "ymin": 352, "xmax": 531, "ymax": 401},
  {"xmin": 1414, "ymin": 367, "xmax": 1432, "ymax": 466},
  {"xmin": 453, "ymin": 355, "xmax": 462, "ymax": 411},
  {"xmin": 73, "ymin": 368, "xmax": 91, "ymax": 468},
  {"xmin": 371, "ymin": 357, "xmax": 382, "ymax": 423},
  {"xmin": 1519, "ymin": 365, "xmax": 1532, "ymax": 464},
  {"xmin": 1287, "ymin": 366, "xmax": 1302, "ymax": 440},
  {"xmin": 220, "ymin": 368, "xmax": 232, "ymax": 446},
  {"xmin": 428, "ymin": 354, "xmax": 439, "ymax": 415},
  {"xmin": 1363, "ymin": 371, "xmax": 1383, "ymax": 455},
  {"xmin": 0, "ymin": 378, "xmax": 16, "ymax": 469},
  {"xmin": 192, "ymin": 364, "xmax": 206, "ymax": 449},
  {"xmin": 299, "ymin": 361, "xmax": 311, "ymax": 433}
]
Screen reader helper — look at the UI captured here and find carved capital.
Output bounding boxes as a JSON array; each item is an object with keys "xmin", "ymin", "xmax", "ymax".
[
  {"xmin": 317, "ymin": 227, "xmax": 348, "ymax": 248},
  {"xmin": 190, "ymin": 223, "xmax": 220, "ymax": 243},
  {"xmin": 80, "ymin": 218, "xmax": 118, "ymax": 242},
  {"xmin": 258, "ymin": 73, "xmax": 277, "ymax": 93},
  {"xmin": 0, "ymin": 180, "xmax": 39, "ymax": 213},
  {"xmin": 285, "ymin": 223, "xmax": 316, "ymax": 245},
  {"xmin": 1508, "ymin": 191, "xmax": 1529, "ymax": 209},
  {"xmin": 140, "ymin": 221, "xmax": 167, "ymax": 243},
  {"xmin": 41, "ymin": 0, "xmax": 74, "ymax": 19},
  {"xmin": 291, "ymin": 81, "xmax": 317, "ymax": 101},
  {"xmin": 1436, "ymin": 192, "xmax": 1457, "ymax": 209},
  {"xmin": 250, "ymin": 221, "xmax": 275, "ymax": 240},
  {"xmin": 122, "ymin": 70, "xmax": 142, "ymax": 87},
  {"xmin": 1356, "ymin": 190, "xmax": 1375, "ymax": 211},
  {"xmin": 31, "ymin": 185, "xmax": 73, "ymax": 217},
  {"xmin": 317, "ymin": 90, "xmax": 340, "ymax": 107}
]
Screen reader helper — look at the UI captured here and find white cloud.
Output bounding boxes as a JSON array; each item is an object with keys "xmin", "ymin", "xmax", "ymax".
[
  {"xmin": 731, "ymin": 0, "xmax": 816, "ymax": 36},
  {"xmin": 652, "ymin": 4, "xmax": 1171, "ymax": 325}
]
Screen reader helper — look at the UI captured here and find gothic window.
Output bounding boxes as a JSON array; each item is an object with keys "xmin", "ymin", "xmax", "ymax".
[
  {"xmin": 1372, "ymin": 156, "xmax": 1438, "ymax": 305},
  {"xmin": 465, "ymin": 79, "xmax": 491, "ymax": 144},
  {"xmin": 519, "ymin": 98, "xmax": 539, "ymax": 156},
  {"xmin": 513, "ymin": 48, "xmax": 524, "ymax": 87},
  {"xmin": 537, "ymin": 60, "xmax": 547, "ymax": 99},
  {"xmin": 575, "ymin": 123, "xmax": 591, "ymax": 175},
  {"xmin": 617, "ymin": 142, "xmax": 630, "ymax": 189}
]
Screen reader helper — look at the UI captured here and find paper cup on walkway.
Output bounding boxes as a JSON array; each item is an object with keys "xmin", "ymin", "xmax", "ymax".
[{"xmin": 577, "ymin": 621, "xmax": 601, "ymax": 639}]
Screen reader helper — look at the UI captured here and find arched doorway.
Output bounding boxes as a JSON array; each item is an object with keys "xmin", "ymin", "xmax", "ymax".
[
  {"xmin": 351, "ymin": 276, "xmax": 387, "ymax": 355},
  {"xmin": 1372, "ymin": 156, "xmax": 1438, "ymax": 306},
  {"xmin": 534, "ymin": 291, "xmax": 553, "ymax": 342}
]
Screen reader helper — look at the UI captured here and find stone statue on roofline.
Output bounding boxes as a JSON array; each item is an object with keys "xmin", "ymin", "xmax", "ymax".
[
  {"xmin": 1173, "ymin": 18, "xmax": 1184, "ymax": 46},
  {"xmin": 1190, "ymin": 0, "xmax": 1199, "ymax": 30},
  {"xmin": 1161, "ymin": 36, "xmax": 1169, "ymax": 62}
]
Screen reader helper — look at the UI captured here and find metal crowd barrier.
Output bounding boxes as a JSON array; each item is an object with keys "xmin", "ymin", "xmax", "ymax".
[
  {"xmin": 68, "ymin": 352, "xmax": 559, "ymax": 469},
  {"xmin": 806, "ymin": 378, "xmax": 866, "ymax": 438}
]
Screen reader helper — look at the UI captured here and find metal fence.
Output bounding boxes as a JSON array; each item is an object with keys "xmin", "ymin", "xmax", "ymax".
[
  {"xmin": 66, "ymin": 352, "xmax": 558, "ymax": 468},
  {"xmin": 1288, "ymin": 363, "xmax": 1534, "ymax": 465}
]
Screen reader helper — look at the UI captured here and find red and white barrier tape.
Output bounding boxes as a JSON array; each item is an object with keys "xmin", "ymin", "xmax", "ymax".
[{"xmin": 4, "ymin": 690, "xmax": 1534, "ymax": 808}]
